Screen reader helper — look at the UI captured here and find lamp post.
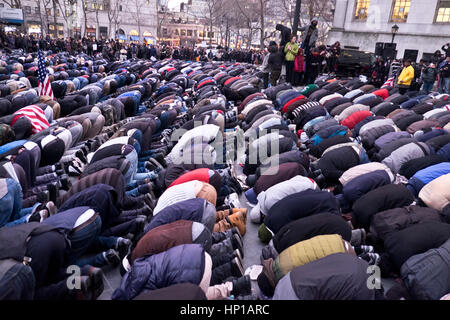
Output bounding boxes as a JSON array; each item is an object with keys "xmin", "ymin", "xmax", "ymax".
[{"xmin": 391, "ymin": 24, "xmax": 399, "ymax": 44}]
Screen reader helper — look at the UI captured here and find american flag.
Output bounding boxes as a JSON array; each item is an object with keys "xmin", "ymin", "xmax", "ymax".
[
  {"xmin": 37, "ymin": 47, "xmax": 54, "ymax": 100},
  {"xmin": 381, "ymin": 77, "xmax": 395, "ymax": 88}
]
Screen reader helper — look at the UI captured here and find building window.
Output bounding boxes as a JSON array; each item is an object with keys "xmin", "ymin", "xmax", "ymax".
[
  {"xmin": 354, "ymin": 0, "xmax": 370, "ymax": 20},
  {"xmin": 187, "ymin": 29, "xmax": 193, "ymax": 36},
  {"xmin": 119, "ymin": 5, "xmax": 122, "ymax": 11},
  {"xmin": 24, "ymin": 6, "xmax": 31, "ymax": 14},
  {"xmin": 391, "ymin": 0, "xmax": 411, "ymax": 22},
  {"xmin": 46, "ymin": 9, "xmax": 51, "ymax": 16},
  {"xmin": 181, "ymin": 29, "xmax": 186, "ymax": 36},
  {"xmin": 436, "ymin": 1, "xmax": 450, "ymax": 23},
  {"xmin": 0, "ymin": 4, "xmax": 4, "ymax": 8},
  {"xmin": 35, "ymin": 7, "xmax": 39, "ymax": 14},
  {"xmin": 55, "ymin": 9, "xmax": 60, "ymax": 17},
  {"xmin": 208, "ymin": 31, "xmax": 214, "ymax": 38}
]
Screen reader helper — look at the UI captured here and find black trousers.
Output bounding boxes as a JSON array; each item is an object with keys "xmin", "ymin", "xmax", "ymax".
[{"xmin": 285, "ymin": 61, "xmax": 295, "ymax": 84}]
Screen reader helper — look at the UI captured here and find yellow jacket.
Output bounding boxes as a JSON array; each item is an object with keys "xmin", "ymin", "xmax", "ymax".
[
  {"xmin": 397, "ymin": 65, "xmax": 415, "ymax": 86},
  {"xmin": 273, "ymin": 234, "xmax": 346, "ymax": 281}
]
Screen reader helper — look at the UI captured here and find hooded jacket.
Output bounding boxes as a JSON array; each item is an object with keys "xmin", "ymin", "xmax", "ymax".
[
  {"xmin": 255, "ymin": 175, "xmax": 318, "ymax": 215},
  {"xmin": 272, "ymin": 253, "xmax": 378, "ymax": 300},
  {"xmin": 407, "ymin": 162, "xmax": 450, "ymax": 196},
  {"xmin": 352, "ymin": 184, "xmax": 414, "ymax": 229},
  {"xmin": 384, "ymin": 221, "xmax": 450, "ymax": 271},
  {"xmin": 339, "ymin": 162, "xmax": 393, "ymax": 186},
  {"xmin": 419, "ymin": 173, "xmax": 450, "ymax": 211},
  {"xmin": 264, "ymin": 189, "xmax": 340, "ymax": 234},
  {"xmin": 112, "ymin": 244, "xmax": 205, "ymax": 300},
  {"xmin": 382, "ymin": 142, "xmax": 432, "ymax": 174},
  {"xmin": 271, "ymin": 234, "xmax": 346, "ymax": 282},
  {"xmin": 131, "ymin": 220, "xmax": 211, "ymax": 263},
  {"xmin": 370, "ymin": 205, "xmax": 443, "ymax": 241},
  {"xmin": 145, "ymin": 198, "xmax": 216, "ymax": 234},
  {"xmin": 343, "ymin": 170, "xmax": 393, "ymax": 205},
  {"xmin": 273, "ymin": 213, "xmax": 352, "ymax": 253}
]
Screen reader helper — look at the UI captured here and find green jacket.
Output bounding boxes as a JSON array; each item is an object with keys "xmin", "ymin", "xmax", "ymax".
[{"xmin": 284, "ymin": 42, "xmax": 299, "ymax": 62}]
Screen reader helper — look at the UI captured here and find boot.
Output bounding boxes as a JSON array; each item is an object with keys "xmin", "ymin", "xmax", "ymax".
[
  {"xmin": 216, "ymin": 209, "xmax": 231, "ymax": 222},
  {"xmin": 231, "ymin": 275, "xmax": 252, "ymax": 296},
  {"xmin": 214, "ymin": 218, "xmax": 233, "ymax": 233},
  {"xmin": 211, "ymin": 258, "xmax": 244, "ymax": 285},
  {"xmin": 211, "ymin": 227, "xmax": 241, "ymax": 243},
  {"xmin": 232, "ymin": 208, "xmax": 247, "ymax": 221},
  {"xmin": 227, "ymin": 211, "xmax": 246, "ymax": 236},
  {"xmin": 80, "ymin": 266, "xmax": 104, "ymax": 300}
]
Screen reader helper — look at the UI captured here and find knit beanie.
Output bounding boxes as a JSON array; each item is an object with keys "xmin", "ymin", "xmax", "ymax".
[
  {"xmin": 245, "ymin": 188, "xmax": 258, "ymax": 205},
  {"xmin": 258, "ymin": 223, "xmax": 273, "ymax": 244}
]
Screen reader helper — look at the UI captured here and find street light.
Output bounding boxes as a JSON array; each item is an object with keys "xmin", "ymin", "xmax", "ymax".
[{"xmin": 391, "ymin": 24, "xmax": 399, "ymax": 44}]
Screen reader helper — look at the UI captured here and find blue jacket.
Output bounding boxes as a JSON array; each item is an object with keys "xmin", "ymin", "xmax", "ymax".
[
  {"xmin": 310, "ymin": 125, "xmax": 348, "ymax": 146},
  {"xmin": 112, "ymin": 244, "xmax": 205, "ymax": 300},
  {"xmin": 416, "ymin": 129, "xmax": 448, "ymax": 142},
  {"xmin": 437, "ymin": 142, "xmax": 450, "ymax": 161},
  {"xmin": 43, "ymin": 206, "xmax": 92, "ymax": 232},
  {"xmin": 145, "ymin": 198, "xmax": 215, "ymax": 233},
  {"xmin": 343, "ymin": 170, "xmax": 392, "ymax": 204},
  {"xmin": 407, "ymin": 162, "xmax": 450, "ymax": 196}
]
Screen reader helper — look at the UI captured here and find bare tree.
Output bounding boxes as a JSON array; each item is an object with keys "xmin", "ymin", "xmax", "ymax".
[
  {"xmin": 55, "ymin": 0, "xmax": 77, "ymax": 37},
  {"xmin": 130, "ymin": 0, "xmax": 144, "ymax": 40},
  {"xmin": 106, "ymin": 0, "xmax": 120, "ymax": 38},
  {"xmin": 275, "ymin": 0, "xmax": 336, "ymax": 43},
  {"xmin": 235, "ymin": 0, "xmax": 274, "ymax": 49},
  {"xmin": 81, "ymin": 0, "xmax": 89, "ymax": 37},
  {"xmin": 0, "ymin": 0, "xmax": 21, "ymax": 8},
  {"xmin": 198, "ymin": 0, "xmax": 222, "ymax": 47}
]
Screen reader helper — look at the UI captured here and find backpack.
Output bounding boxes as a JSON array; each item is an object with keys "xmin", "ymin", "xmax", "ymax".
[{"xmin": 400, "ymin": 239, "xmax": 450, "ymax": 300}]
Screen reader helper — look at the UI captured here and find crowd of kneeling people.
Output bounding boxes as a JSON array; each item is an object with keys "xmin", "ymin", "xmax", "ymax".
[{"xmin": 0, "ymin": 48, "xmax": 449, "ymax": 300}]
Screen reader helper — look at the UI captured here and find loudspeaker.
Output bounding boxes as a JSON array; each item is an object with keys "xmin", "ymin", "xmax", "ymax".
[
  {"xmin": 384, "ymin": 42, "xmax": 397, "ymax": 50},
  {"xmin": 375, "ymin": 42, "xmax": 384, "ymax": 56},
  {"xmin": 383, "ymin": 48, "xmax": 397, "ymax": 60},
  {"xmin": 404, "ymin": 49, "xmax": 419, "ymax": 63}
]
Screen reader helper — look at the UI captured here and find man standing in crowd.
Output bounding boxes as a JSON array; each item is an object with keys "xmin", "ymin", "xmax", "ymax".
[
  {"xmin": 439, "ymin": 56, "xmax": 450, "ymax": 94},
  {"xmin": 397, "ymin": 59, "xmax": 415, "ymax": 94}
]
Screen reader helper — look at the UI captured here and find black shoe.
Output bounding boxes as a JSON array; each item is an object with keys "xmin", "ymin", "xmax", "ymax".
[
  {"xmin": 230, "ymin": 257, "xmax": 244, "ymax": 277},
  {"xmin": 104, "ymin": 249, "xmax": 121, "ymax": 266},
  {"xmin": 143, "ymin": 193, "xmax": 156, "ymax": 209},
  {"xmin": 46, "ymin": 182, "xmax": 59, "ymax": 203},
  {"xmin": 134, "ymin": 217, "xmax": 146, "ymax": 236},
  {"xmin": 315, "ymin": 173, "xmax": 325, "ymax": 187},
  {"xmin": 74, "ymin": 276, "xmax": 94, "ymax": 300},
  {"xmin": 116, "ymin": 237, "xmax": 132, "ymax": 260},
  {"xmin": 59, "ymin": 174, "xmax": 72, "ymax": 190},
  {"xmin": 54, "ymin": 162, "xmax": 64, "ymax": 172},
  {"xmin": 138, "ymin": 204, "xmax": 153, "ymax": 217},
  {"xmin": 75, "ymin": 150, "xmax": 88, "ymax": 164},
  {"xmin": 231, "ymin": 233, "xmax": 244, "ymax": 259},
  {"xmin": 152, "ymin": 153, "xmax": 167, "ymax": 168},
  {"xmin": 231, "ymin": 275, "xmax": 251, "ymax": 296},
  {"xmin": 36, "ymin": 190, "xmax": 50, "ymax": 203},
  {"xmin": 55, "ymin": 169, "xmax": 65, "ymax": 176},
  {"xmin": 81, "ymin": 266, "xmax": 104, "ymax": 299}
]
